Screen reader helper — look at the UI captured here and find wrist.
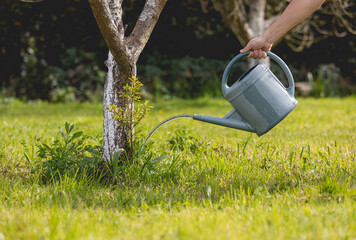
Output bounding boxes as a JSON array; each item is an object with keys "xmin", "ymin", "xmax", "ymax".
[{"xmin": 261, "ymin": 31, "xmax": 275, "ymax": 47}]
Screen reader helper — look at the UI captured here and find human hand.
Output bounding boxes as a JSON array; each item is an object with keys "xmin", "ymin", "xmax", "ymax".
[{"xmin": 240, "ymin": 36, "xmax": 273, "ymax": 59}]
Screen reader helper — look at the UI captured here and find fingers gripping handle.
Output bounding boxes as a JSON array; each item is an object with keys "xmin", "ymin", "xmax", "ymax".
[{"xmin": 221, "ymin": 51, "xmax": 295, "ymax": 97}]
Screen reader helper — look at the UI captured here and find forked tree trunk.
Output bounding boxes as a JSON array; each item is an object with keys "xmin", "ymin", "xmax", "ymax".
[
  {"xmin": 101, "ymin": 0, "xmax": 134, "ymax": 160},
  {"xmin": 89, "ymin": 0, "xmax": 167, "ymax": 161}
]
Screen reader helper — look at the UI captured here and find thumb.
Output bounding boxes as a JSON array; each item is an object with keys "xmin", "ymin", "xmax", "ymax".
[{"xmin": 240, "ymin": 42, "xmax": 252, "ymax": 53}]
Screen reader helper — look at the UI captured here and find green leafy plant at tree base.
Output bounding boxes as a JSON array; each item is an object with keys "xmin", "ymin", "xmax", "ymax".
[
  {"xmin": 31, "ymin": 122, "xmax": 105, "ymax": 182},
  {"xmin": 107, "ymin": 76, "xmax": 153, "ymax": 157}
]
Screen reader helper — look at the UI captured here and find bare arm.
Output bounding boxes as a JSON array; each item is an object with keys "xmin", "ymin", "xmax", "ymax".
[{"xmin": 240, "ymin": 0, "xmax": 325, "ymax": 59}]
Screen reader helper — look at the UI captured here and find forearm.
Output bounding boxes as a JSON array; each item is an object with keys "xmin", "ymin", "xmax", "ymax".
[{"xmin": 262, "ymin": 0, "xmax": 325, "ymax": 44}]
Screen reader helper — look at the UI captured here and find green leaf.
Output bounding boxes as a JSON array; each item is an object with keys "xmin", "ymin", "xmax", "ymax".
[
  {"xmin": 69, "ymin": 123, "xmax": 74, "ymax": 133},
  {"xmin": 151, "ymin": 155, "xmax": 168, "ymax": 165},
  {"xmin": 65, "ymin": 122, "xmax": 70, "ymax": 133},
  {"xmin": 113, "ymin": 149, "xmax": 125, "ymax": 162},
  {"xmin": 71, "ymin": 131, "xmax": 83, "ymax": 140},
  {"xmin": 112, "ymin": 149, "xmax": 125, "ymax": 181},
  {"xmin": 24, "ymin": 152, "xmax": 32, "ymax": 164},
  {"xmin": 42, "ymin": 143, "xmax": 55, "ymax": 156},
  {"xmin": 59, "ymin": 126, "xmax": 66, "ymax": 140}
]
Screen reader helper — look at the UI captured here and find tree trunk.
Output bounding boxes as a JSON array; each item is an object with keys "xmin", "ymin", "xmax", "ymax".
[
  {"xmin": 208, "ymin": 0, "xmax": 270, "ymax": 68},
  {"xmin": 88, "ymin": 0, "xmax": 167, "ymax": 161},
  {"xmin": 209, "ymin": 0, "xmax": 254, "ymax": 45},
  {"xmin": 248, "ymin": 0, "xmax": 270, "ymax": 68},
  {"xmin": 101, "ymin": 0, "xmax": 133, "ymax": 160},
  {"xmin": 102, "ymin": 52, "xmax": 136, "ymax": 160}
]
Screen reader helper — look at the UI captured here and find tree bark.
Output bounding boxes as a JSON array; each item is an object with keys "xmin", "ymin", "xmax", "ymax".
[
  {"xmin": 247, "ymin": 0, "xmax": 269, "ymax": 68},
  {"xmin": 89, "ymin": 0, "xmax": 132, "ymax": 74},
  {"xmin": 210, "ymin": 0, "xmax": 253, "ymax": 44},
  {"xmin": 209, "ymin": 0, "xmax": 270, "ymax": 68},
  {"xmin": 88, "ymin": 0, "xmax": 167, "ymax": 160},
  {"xmin": 102, "ymin": 52, "xmax": 135, "ymax": 160}
]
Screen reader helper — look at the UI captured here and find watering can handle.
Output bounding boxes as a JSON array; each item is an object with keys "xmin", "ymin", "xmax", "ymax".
[{"xmin": 221, "ymin": 51, "xmax": 295, "ymax": 97}]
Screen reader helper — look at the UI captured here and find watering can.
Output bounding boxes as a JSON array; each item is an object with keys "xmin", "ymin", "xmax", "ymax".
[{"xmin": 193, "ymin": 51, "xmax": 298, "ymax": 136}]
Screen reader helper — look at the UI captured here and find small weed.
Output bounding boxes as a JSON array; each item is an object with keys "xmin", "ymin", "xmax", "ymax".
[
  {"xmin": 167, "ymin": 127, "xmax": 206, "ymax": 152},
  {"xmin": 108, "ymin": 76, "xmax": 153, "ymax": 157},
  {"xmin": 28, "ymin": 122, "xmax": 105, "ymax": 182}
]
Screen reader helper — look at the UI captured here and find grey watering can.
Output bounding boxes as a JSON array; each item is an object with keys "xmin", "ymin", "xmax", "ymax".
[{"xmin": 193, "ymin": 51, "xmax": 298, "ymax": 136}]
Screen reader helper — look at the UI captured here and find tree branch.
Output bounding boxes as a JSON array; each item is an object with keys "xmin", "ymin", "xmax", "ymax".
[
  {"xmin": 127, "ymin": 0, "xmax": 168, "ymax": 61},
  {"xmin": 107, "ymin": 0, "xmax": 125, "ymax": 37},
  {"xmin": 88, "ymin": 0, "xmax": 131, "ymax": 72},
  {"xmin": 209, "ymin": 0, "xmax": 253, "ymax": 44}
]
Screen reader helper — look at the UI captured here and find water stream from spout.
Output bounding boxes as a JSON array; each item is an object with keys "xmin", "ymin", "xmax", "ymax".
[{"xmin": 144, "ymin": 114, "xmax": 194, "ymax": 145}]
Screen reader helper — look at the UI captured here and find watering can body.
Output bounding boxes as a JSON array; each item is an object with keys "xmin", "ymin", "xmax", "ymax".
[{"xmin": 193, "ymin": 51, "xmax": 298, "ymax": 136}]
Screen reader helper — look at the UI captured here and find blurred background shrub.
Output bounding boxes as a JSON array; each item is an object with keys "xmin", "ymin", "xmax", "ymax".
[
  {"xmin": 139, "ymin": 54, "xmax": 226, "ymax": 98},
  {"xmin": 16, "ymin": 42, "xmax": 105, "ymax": 102},
  {"xmin": 0, "ymin": 0, "xmax": 355, "ymax": 102}
]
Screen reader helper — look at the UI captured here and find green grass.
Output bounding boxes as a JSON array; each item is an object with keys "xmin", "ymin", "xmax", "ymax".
[{"xmin": 0, "ymin": 97, "xmax": 356, "ymax": 239}]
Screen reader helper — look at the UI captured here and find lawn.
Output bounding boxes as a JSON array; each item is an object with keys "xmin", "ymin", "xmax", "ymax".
[{"xmin": 0, "ymin": 97, "xmax": 355, "ymax": 239}]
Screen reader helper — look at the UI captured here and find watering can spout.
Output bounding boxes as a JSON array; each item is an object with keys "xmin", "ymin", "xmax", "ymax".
[{"xmin": 193, "ymin": 109, "xmax": 255, "ymax": 133}]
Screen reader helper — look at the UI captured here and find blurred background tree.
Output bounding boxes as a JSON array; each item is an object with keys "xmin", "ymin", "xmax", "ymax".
[
  {"xmin": 199, "ymin": 0, "xmax": 356, "ymax": 51},
  {"xmin": 196, "ymin": 0, "xmax": 356, "ymax": 94},
  {"xmin": 0, "ymin": 0, "xmax": 355, "ymax": 101}
]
